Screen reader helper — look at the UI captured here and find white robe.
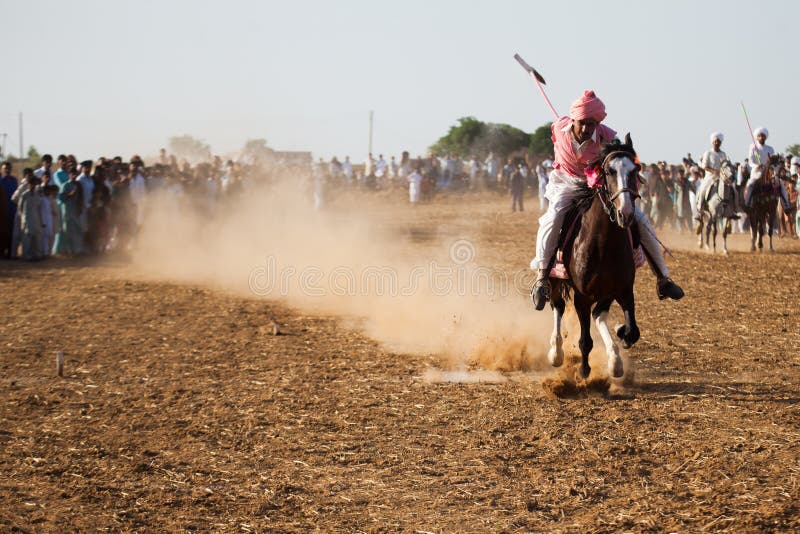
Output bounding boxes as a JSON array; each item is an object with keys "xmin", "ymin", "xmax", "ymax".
[{"xmin": 408, "ymin": 172, "xmax": 422, "ymax": 203}]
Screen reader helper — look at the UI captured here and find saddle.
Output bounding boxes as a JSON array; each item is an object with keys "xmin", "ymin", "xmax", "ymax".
[{"xmin": 549, "ymin": 205, "xmax": 645, "ymax": 280}]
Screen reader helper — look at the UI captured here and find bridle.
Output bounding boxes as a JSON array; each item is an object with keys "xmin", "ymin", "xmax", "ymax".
[{"xmin": 595, "ymin": 151, "xmax": 640, "ymax": 227}]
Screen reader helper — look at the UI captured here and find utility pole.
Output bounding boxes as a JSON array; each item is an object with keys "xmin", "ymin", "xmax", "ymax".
[
  {"xmin": 18, "ymin": 112, "xmax": 23, "ymax": 159},
  {"xmin": 368, "ymin": 110, "xmax": 374, "ymax": 156}
]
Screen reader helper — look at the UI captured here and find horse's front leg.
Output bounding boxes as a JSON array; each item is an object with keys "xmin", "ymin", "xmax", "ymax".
[
  {"xmin": 722, "ymin": 218, "xmax": 729, "ymax": 255},
  {"xmin": 593, "ymin": 298, "xmax": 623, "ymax": 378},
  {"xmin": 714, "ymin": 217, "xmax": 719, "ymax": 252},
  {"xmin": 757, "ymin": 218, "xmax": 764, "ymax": 251},
  {"xmin": 574, "ymin": 292, "xmax": 593, "ymax": 379},
  {"xmin": 615, "ymin": 288, "xmax": 640, "ymax": 350},
  {"xmin": 768, "ymin": 212, "xmax": 775, "ymax": 252},
  {"xmin": 548, "ymin": 289, "xmax": 566, "ymax": 367},
  {"xmin": 697, "ymin": 216, "xmax": 704, "ymax": 248}
]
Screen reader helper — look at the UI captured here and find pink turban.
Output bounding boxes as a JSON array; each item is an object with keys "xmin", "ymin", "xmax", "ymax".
[{"xmin": 569, "ymin": 90, "xmax": 607, "ymax": 122}]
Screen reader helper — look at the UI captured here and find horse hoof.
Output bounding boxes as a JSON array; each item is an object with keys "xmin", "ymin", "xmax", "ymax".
[
  {"xmin": 579, "ymin": 364, "xmax": 591, "ymax": 379},
  {"xmin": 621, "ymin": 339, "xmax": 632, "ymax": 350},
  {"xmin": 615, "ymin": 324, "xmax": 625, "ymax": 340},
  {"xmin": 610, "ymin": 357, "xmax": 624, "ymax": 378},
  {"xmin": 547, "ymin": 347, "xmax": 564, "ymax": 367}
]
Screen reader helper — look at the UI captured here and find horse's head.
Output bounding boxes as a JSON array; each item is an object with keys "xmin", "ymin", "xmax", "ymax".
[
  {"xmin": 719, "ymin": 160, "xmax": 736, "ymax": 185},
  {"xmin": 595, "ymin": 133, "xmax": 640, "ymax": 228}
]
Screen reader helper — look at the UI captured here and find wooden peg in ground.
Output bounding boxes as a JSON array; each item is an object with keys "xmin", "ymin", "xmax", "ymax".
[{"xmin": 56, "ymin": 351, "xmax": 64, "ymax": 377}]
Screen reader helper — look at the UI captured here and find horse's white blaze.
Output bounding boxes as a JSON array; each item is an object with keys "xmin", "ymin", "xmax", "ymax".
[
  {"xmin": 548, "ymin": 307, "xmax": 564, "ymax": 367},
  {"xmin": 595, "ymin": 311, "xmax": 624, "ymax": 378},
  {"xmin": 610, "ymin": 158, "xmax": 635, "ymax": 221}
]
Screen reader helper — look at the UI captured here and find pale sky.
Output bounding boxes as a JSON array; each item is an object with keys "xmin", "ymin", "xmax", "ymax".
[{"xmin": 2, "ymin": 0, "xmax": 797, "ymax": 164}]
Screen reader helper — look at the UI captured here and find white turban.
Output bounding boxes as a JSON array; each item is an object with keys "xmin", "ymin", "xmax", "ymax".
[
  {"xmin": 710, "ymin": 132, "xmax": 724, "ymax": 143},
  {"xmin": 753, "ymin": 127, "xmax": 769, "ymax": 139},
  {"xmin": 792, "ymin": 156, "xmax": 800, "ymax": 167}
]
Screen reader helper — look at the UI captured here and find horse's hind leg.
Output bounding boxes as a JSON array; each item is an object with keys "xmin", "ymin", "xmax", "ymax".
[
  {"xmin": 593, "ymin": 298, "xmax": 623, "ymax": 378},
  {"xmin": 574, "ymin": 293, "xmax": 593, "ymax": 379},
  {"xmin": 548, "ymin": 287, "xmax": 566, "ymax": 367}
]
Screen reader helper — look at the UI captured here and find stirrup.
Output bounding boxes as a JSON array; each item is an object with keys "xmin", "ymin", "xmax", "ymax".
[{"xmin": 531, "ymin": 276, "xmax": 551, "ymax": 310}]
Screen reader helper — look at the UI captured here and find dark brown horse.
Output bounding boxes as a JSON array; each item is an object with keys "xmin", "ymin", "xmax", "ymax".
[
  {"xmin": 745, "ymin": 159, "xmax": 780, "ymax": 252},
  {"xmin": 547, "ymin": 135, "xmax": 641, "ymax": 379}
]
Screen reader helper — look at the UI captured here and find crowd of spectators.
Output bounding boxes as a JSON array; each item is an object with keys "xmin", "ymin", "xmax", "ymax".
[
  {"xmin": 2, "ymin": 143, "xmax": 798, "ymax": 261},
  {"xmin": 327, "ymin": 149, "xmax": 800, "ymax": 236},
  {"xmin": 0, "ymin": 151, "xmax": 296, "ymax": 261}
]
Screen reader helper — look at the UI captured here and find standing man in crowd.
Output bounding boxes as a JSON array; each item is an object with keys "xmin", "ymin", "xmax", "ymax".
[
  {"xmin": 485, "ymin": 152, "xmax": 498, "ymax": 189},
  {"xmin": 77, "ymin": 161, "xmax": 94, "ymax": 251},
  {"xmin": 535, "ymin": 158, "xmax": 552, "ymax": 212},
  {"xmin": 33, "ymin": 154, "xmax": 53, "ymax": 180},
  {"xmin": 129, "ymin": 162, "xmax": 147, "ymax": 227},
  {"xmin": 52, "ymin": 155, "xmax": 70, "ymax": 188},
  {"xmin": 509, "ymin": 163, "xmax": 525, "ymax": 212},
  {"xmin": 342, "ymin": 156, "xmax": 353, "ymax": 184},
  {"xmin": 407, "ymin": 166, "xmax": 423, "ymax": 204},
  {"xmin": 11, "ymin": 169, "xmax": 42, "ymax": 260},
  {"xmin": 0, "ymin": 176, "xmax": 8, "ymax": 257},
  {"xmin": 0, "ymin": 162, "xmax": 18, "ymax": 257},
  {"xmin": 674, "ymin": 167, "xmax": 694, "ymax": 232}
]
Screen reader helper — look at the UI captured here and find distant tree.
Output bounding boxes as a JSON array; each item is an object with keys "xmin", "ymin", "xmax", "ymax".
[
  {"xmin": 168, "ymin": 135, "xmax": 211, "ymax": 163},
  {"xmin": 429, "ymin": 117, "xmax": 537, "ymax": 159},
  {"xmin": 785, "ymin": 144, "xmax": 800, "ymax": 157},
  {"xmin": 241, "ymin": 138, "xmax": 274, "ymax": 165},
  {"xmin": 429, "ymin": 117, "xmax": 485, "ymax": 157},
  {"xmin": 528, "ymin": 122, "xmax": 554, "ymax": 157},
  {"xmin": 27, "ymin": 145, "xmax": 41, "ymax": 163}
]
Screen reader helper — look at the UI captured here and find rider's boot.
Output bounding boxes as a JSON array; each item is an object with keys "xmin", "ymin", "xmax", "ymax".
[
  {"xmin": 656, "ymin": 277, "xmax": 685, "ymax": 301},
  {"xmin": 637, "ymin": 210, "xmax": 685, "ymax": 301},
  {"xmin": 531, "ymin": 269, "xmax": 551, "ymax": 310}
]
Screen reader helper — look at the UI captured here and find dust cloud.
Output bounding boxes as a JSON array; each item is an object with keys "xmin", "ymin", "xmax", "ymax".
[{"xmin": 131, "ymin": 177, "xmax": 554, "ymax": 370}]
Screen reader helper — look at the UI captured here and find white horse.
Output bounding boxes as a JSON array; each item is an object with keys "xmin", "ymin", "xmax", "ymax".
[{"xmin": 698, "ymin": 160, "xmax": 738, "ymax": 254}]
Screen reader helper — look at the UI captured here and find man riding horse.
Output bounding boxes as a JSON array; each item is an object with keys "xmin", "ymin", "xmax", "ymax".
[
  {"xmin": 695, "ymin": 132, "xmax": 740, "ymax": 225},
  {"xmin": 530, "ymin": 90, "xmax": 684, "ymax": 310},
  {"xmin": 744, "ymin": 127, "xmax": 792, "ymax": 212}
]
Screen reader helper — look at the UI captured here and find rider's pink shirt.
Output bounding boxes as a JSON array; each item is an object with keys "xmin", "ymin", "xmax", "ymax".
[{"xmin": 551, "ymin": 116, "xmax": 617, "ymax": 178}]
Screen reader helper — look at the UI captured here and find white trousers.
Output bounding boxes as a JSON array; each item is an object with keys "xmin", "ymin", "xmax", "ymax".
[
  {"xmin": 695, "ymin": 175, "xmax": 715, "ymax": 207},
  {"xmin": 531, "ymin": 170, "xmax": 669, "ymax": 277}
]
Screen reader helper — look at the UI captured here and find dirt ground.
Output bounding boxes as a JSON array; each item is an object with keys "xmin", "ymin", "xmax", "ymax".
[{"xmin": 2, "ymin": 191, "xmax": 800, "ymax": 532}]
